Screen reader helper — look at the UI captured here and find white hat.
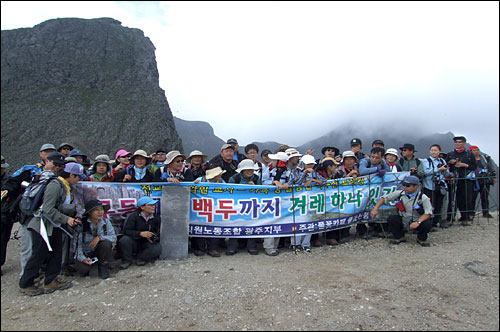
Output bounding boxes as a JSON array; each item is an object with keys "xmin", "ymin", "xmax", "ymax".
[
  {"xmin": 130, "ymin": 150, "xmax": 151, "ymax": 163},
  {"xmin": 384, "ymin": 148, "xmax": 399, "ymax": 160},
  {"xmin": 341, "ymin": 151, "xmax": 358, "ymax": 162},
  {"xmin": 187, "ymin": 150, "xmax": 207, "ymax": 163},
  {"xmin": 285, "ymin": 148, "xmax": 302, "ymax": 159},
  {"xmin": 205, "ymin": 166, "xmax": 226, "ymax": 180},
  {"xmin": 300, "ymin": 155, "xmax": 316, "ymax": 165},
  {"xmin": 268, "ymin": 152, "xmax": 289, "ymax": 162},
  {"xmin": 165, "ymin": 150, "xmax": 186, "ymax": 165},
  {"xmin": 236, "ymin": 159, "xmax": 258, "ymax": 173}
]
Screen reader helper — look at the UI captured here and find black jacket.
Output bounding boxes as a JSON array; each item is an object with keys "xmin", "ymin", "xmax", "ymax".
[
  {"xmin": 208, "ymin": 155, "xmax": 239, "ymax": 183},
  {"xmin": 446, "ymin": 150, "xmax": 476, "ymax": 178},
  {"xmin": 122, "ymin": 210, "xmax": 161, "ymax": 240},
  {"xmin": 114, "ymin": 166, "xmax": 154, "ymax": 183}
]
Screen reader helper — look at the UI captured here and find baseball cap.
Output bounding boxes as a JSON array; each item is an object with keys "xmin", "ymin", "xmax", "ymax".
[
  {"xmin": 402, "ymin": 175, "xmax": 420, "ymax": 185},
  {"xmin": 115, "ymin": 149, "xmax": 132, "ymax": 159},
  {"xmin": 453, "ymin": 136, "xmax": 467, "ymax": 142},
  {"xmin": 64, "ymin": 162, "xmax": 84, "ymax": 177},
  {"xmin": 47, "ymin": 152, "xmax": 66, "ymax": 166},
  {"xmin": 350, "ymin": 138, "xmax": 362, "ymax": 146},
  {"xmin": 137, "ymin": 196, "xmax": 158, "ymax": 207},
  {"xmin": 372, "ymin": 139, "xmax": 384, "ymax": 146},
  {"xmin": 399, "ymin": 143, "xmax": 416, "ymax": 152},
  {"xmin": 227, "ymin": 138, "xmax": 238, "ymax": 144},
  {"xmin": 221, "ymin": 143, "xmax": 235, "ymax": 152}
]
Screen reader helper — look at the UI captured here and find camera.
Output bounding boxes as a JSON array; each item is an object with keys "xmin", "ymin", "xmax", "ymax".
[{"xmin": 151, "ymin": 233, "xmax": 160, "ymax": 243}]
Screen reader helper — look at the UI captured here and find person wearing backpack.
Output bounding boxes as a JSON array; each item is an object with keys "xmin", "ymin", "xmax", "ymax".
[
  {"xmin": 19, "ymin": 162, "xmax": 83, "ymax": 296},
  {"xmin": 370, "ymin": 175, "xmax": 433, "ymax": 247},
  {"xmin": 469, "ymin": 145, "xmax": 497, "ymax": 219},
  {"xmin": 399, "ymin": 143, "xmax": 423, "ymax": 178},
  {"xmin": 420, "ymin": 144, "xmax": 450, "ymax": 229},
  {"xmin": 153, "ymin": 151, "xmax": 191, "ymax": 183}
]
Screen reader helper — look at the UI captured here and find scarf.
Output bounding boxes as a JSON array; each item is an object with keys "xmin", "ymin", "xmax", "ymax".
[
  {"xmin": 134, "ymin": 166, "xmax": 146, "ymax": 181},
  {"xmin": 58, "ymin": 176, "xmax": 71, "ymax": 195},
  {"xmin": 455, "ymin": 148, "xmax": 465, "ymax": 153}
]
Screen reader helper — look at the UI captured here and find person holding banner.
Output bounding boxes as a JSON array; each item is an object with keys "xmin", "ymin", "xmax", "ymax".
[
  {"xmin": 118, "ymin": 196, "xmax": 161, "ymax": 269},
  {"xmin": 114, "ymin": 150, "xmax": 154, "ymax": 183},
  {"xmin": 153, "ymin": 150, "xmax": 190, "ymax": 183},
  {"xmin": 209, "ymin": 144, "xmax": 239, "ymax": 183},
  {"xmin": 370, "ymin": 175, "xmax": 433, "ymax": 247},
  {"xmin": 19, "ymin": 162, "xmax": 83, "ymax": 296}
]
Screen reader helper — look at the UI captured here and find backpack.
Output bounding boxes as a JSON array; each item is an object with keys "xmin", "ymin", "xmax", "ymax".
[{"xmin": 18, "ymin": 174, "xmax": 60, "ymax": 224}]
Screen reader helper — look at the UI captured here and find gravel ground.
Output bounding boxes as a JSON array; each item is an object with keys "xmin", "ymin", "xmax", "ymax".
[{"xmin": 1, "ymin": 214, "xmax": 499, "ymax": 331}]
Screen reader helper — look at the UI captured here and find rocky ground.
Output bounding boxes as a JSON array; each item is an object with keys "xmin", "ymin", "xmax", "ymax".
[{"xmin": 1, "ymin": 215, "xmax": 499, "ymax": 331}]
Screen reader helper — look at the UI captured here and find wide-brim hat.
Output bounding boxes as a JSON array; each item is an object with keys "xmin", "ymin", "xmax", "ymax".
[
  {"xmin": 285, "ymin": 148, "xmax": 302, "ymax": 159},
  {"xmin": 40, "ymin": 143, "xmax": 56, "ymax": 152},
  {"xmin": 321, "ymin": 146, "xmax": 340, "ymax": 156},
  {"xmin": 83, "ymin": 199, "xmax": 110, "ymax": 216},
  {"xmin": 399, "ymin": 143, "xmax": 417, "ymax": 152},
  {"xmin": 268, "ymin": 152, "xmax": 289, "ymax": 162},
  {"xmin": 57, "ymin": 143, "xmax": 74, "ymax": 151},
  {"xmin": 130, "ymin": 150, "xmax": 151, "ymax": 163},
  {"xmin": 165, "ymin": 150, "xmax": 186, "ymax": 165},
  {"xmin": 69, "ymin": 149, "xmax": 87, "ymax": 158},
  {"xmin": 187, "ymin": 150, "xmax": 207, "ymax": 163},
  {"xmin": 384, "ymin": 148, "xmax": 399, "ymax": 160},
  {"xmin": 205, "ymin": 166, "xmax": 226, "ymax": 180},
  {"xmin": 341, "ymin": 150, "xmax": 358, "ymax": 162},
  {"xmin": 92, "ymin": 154, "xmax": 111, "ymax": 172},
  {"xmin": 236, "ymin": 159, "xmax": 258, "ymax": 173}
]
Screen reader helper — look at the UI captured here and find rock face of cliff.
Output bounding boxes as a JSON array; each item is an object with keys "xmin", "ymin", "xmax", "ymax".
[{"xmin": 1, "ymin": 17, "xmax": 182, "ymax": 170}]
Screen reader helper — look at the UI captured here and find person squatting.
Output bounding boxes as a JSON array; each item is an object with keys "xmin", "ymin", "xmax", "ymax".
[{"xmin": 0, "ymin": 135, "xmax": 497, "ymax": 296}]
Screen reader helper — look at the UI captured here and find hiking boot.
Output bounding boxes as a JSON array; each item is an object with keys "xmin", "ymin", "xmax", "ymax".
[
  {"xmin": 264, "ymin": 248, "xmax": 279, "ymax": 256},
  {"xmin": 193, "ymin": 250, "xmax": 205, "ymax": 257},
  {"xmin": 483, "ymin": 213, "xmax": 494, "ymax": 219},
  {"xmin": 98, "ymin": 265, "xmax": 110, "ymax": 279},
  {"xmin": 44, "ymin": 277, "xmax": 72, "ymax": 294},
  {"xmin": 20, "ymin": 285, "xmax": 44, "ymax": 296},
  {"xmin": 207, "ymin": 250, "xmax": 221, "ymax": 257},
  {"xmin": 326, "ymin": 238, "xmax": 339, "ymax": 246},
  {"xmin": 248, "ymin": 249, "xmax": 259, "ymax": 255},
  {"xmin": 429, "ymin": 227, "xmax": 438, "ymax": 233},
  {"xmin": 136, "ymin": 259, "xmax": 146, "ymax": 266},
  {"xmin": 119, "ymin": 261, "xmax": 131, "ymax": 270},
  {"xmin": 416, "ymin": 239, "xmax": 431, "ymax": 247},
  {"xmin": 225, "ymin": 250, "xmax": 236, "ymax": 256},
  {"xmin": 303, "ymin": 246, "xmax": 312, "ymax": 253},
  {"xmin": 439, "ymin": 222, "xmax": 450, "ymax": 229},
  {"xmin": 460, "ymin": 221, "xmax": 471, "ymax": 227},
  {"xmin": 390, "ymin": 237, "xmax": 407, "ymax": 245}
]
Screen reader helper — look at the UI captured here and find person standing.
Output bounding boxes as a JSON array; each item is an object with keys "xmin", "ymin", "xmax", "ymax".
[
  {"xmin": 469, "ymin": 145, "xmax": 497, "ymax": 218},
  {"xmin": 19, "ymin": 162, "xmax": 83, "ymax": 296},
  {"xmin": 446, "ymin": 136, "xmax": 477, "ymax": 225},
  {"xmin": 419, "ymin": 144, "xmax": 450, "ymax": 229}
]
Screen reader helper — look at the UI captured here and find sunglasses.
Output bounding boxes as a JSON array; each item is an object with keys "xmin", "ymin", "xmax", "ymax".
[
  {"xmin": 402, "ymin": 183, "xmax": 414, "ymax": 187},
  {"xmin": 174, "ymin": 159, "xmax": 184, "ymax": 163}
]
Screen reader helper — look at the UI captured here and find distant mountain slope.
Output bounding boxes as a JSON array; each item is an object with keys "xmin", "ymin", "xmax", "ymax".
[{"xmin": 173, "ymin": 117, "xmax": 225, "ymax": 160}]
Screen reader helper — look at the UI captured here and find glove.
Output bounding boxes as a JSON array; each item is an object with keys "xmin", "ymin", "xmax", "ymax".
[{"xmin": 377, "ymin": 168, "xmax": 387, "ymax": 178}]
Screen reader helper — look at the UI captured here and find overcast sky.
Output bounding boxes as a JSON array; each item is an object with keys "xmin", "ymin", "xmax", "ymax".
[{"xmin": 1, "ymin": 1, "xmax": 499, "ymax": 162}]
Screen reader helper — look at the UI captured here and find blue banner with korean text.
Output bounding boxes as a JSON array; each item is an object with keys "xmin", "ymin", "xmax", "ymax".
[{"xmin": 72, "ymin": 172, "xmax": 409, "ymax": 238}]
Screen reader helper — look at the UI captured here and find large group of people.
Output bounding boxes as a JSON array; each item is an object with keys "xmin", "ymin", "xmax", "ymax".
[{"xmin": 1, "ymin": 135, "xmax": 497, "ymax": 296}]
